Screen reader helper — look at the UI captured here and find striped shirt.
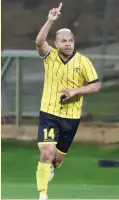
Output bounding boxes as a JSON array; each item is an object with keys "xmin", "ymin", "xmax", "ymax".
[{"xmin": 40, "ymin": 47, "xmax": 98, "ymax": 119}]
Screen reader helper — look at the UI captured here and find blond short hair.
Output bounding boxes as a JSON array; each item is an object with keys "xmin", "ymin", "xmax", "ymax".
[{"xmin": 56, "ymin": 28, "xmax": 74, "ymax": 40}]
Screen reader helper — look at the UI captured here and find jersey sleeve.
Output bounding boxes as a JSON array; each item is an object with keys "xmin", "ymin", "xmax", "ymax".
[
  {"xmin": 81, "ymin": 57, "xmax": 99, "ymax": 83},
  {"xmin": 43, "ymin": 47, "xmax": 57, "ymax": 62}
]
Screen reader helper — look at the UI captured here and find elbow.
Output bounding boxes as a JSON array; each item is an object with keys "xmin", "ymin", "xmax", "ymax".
[
  {"xmin": 35, "ymin": 40, "xmax": 43, "ymax": 50},
  {"xmin": 35, "ymin": 36, "xmax": 42, "ymax": 47},
  {"xmin": 35, "ymin": 39, "xmax": 38, "ymax": 45},
  {"xmin": 35, "ymin": 38, "xmax": 40, "ymax": 46},
  {"xmin": 35, "ymin": 35, "xmax": 39, "ymax": 45}
]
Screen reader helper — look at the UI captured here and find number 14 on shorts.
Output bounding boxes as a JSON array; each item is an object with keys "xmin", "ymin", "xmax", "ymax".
[{"xmin": 43, "ymin": 128, "xmax": 55, "ymax": 141}]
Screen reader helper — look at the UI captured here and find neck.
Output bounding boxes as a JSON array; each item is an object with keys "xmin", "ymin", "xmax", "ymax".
[{"xmin": 58, "ymin": 52, "xmax": 71, "ymax": 61}]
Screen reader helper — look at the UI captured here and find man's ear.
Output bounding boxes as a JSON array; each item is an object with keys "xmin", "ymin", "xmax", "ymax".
[{"xmin": 55, "ymin": 41, "xmax": 58, "ymax": 49}]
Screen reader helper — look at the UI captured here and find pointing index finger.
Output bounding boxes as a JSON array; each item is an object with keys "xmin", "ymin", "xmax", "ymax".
[{"xmin": 58, "ymin": 2, "xmax": 62, "ymax": 11}]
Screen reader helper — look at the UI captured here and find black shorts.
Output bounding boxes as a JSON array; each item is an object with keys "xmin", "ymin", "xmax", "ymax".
[{"xmin": 37, "ymin": 111, "xmax": 80, "ymax": 154}]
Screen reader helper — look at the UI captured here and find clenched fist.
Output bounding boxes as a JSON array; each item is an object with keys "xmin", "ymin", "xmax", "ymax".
[
  {"xmin": 59, "ymin": 88, "xmax": 79, "ymax": 102},
  {"xmin": 48, "ymin": 3, "xmax": 62, "ymax": 22}
]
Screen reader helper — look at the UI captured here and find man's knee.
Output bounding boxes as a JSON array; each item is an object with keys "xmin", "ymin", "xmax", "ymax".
[
  {"xmin": 53, "ymin": 151, "xmax": 65, "ymax": 168},
  {"xmin": 38, "ymin": 144, "xmax": 55, "ymax": 163}
]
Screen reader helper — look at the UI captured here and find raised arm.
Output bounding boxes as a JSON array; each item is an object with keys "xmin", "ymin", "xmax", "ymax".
[{"xmin": 35, "ymin": 3, "xmax": 62, "ymax": 57}]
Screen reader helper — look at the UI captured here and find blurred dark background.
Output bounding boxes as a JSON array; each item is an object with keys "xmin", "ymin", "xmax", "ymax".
[{"xmin": 2, "ymin": 0, "xmax": 119, "ymax": 49}]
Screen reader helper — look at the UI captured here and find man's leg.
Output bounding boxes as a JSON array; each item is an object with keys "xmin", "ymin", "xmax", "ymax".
[
  {"xmin": 53, "ymin": 149, "xmax": 66, "ymax": 168},
  {"xmin": 48, "ymin": 148, "xmax": 65, "ymax": 182},
  {"xmin": 36, "ymin": 143, "xmax": 55, "ymax": 200},
  {"xmin": 52, "ymin": 118, "xmax": 80, "ymax": 169},
  {"xmin": 36, "ymin": 111, "xmax": 60, "ymax": 196}
]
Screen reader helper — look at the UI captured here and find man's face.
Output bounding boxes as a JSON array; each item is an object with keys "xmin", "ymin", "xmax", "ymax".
[{"xmin": 55, "ymin": 32, "xmax": 75, "ymax": 57}]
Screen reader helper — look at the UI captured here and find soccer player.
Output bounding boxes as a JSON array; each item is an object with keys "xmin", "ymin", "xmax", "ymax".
[{"xmin": 35, "ymin": 2, "xmax": 101, "ymax": 200}]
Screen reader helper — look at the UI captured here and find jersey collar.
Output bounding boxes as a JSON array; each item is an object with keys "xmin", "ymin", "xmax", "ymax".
[{"xmin": 58, "ymin": 50, "xmax": 76, "ymax": 65}]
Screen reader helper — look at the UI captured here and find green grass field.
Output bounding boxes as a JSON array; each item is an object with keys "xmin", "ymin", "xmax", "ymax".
[{"xmin": 1, "ymin": 140, "xmax": 119, "ymax": 199}]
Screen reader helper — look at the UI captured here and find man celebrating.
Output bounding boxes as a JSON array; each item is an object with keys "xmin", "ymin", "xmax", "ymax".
[{"xmin": 36, "ymin": 3, "xmax": 100, "ymax": 200}]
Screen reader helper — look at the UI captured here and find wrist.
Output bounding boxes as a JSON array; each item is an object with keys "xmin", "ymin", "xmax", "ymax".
[{"xmin": 47, "ymin": 19, "xmax": 55, "ymax": 24}]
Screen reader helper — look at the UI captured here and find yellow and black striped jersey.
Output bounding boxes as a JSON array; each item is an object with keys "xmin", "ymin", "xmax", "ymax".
[{"xmin": 40, "ymin": 47, "xmax": 98, "ymax": 119}]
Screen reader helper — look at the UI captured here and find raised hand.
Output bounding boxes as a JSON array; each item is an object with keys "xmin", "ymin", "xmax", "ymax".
[{"xmin": 48, "ymin": 3, "xmax": 62, "ymax": 22}]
